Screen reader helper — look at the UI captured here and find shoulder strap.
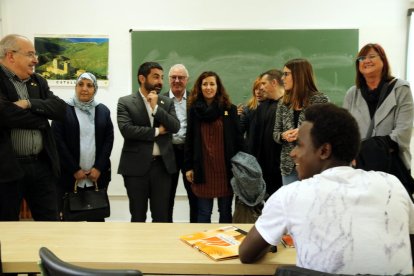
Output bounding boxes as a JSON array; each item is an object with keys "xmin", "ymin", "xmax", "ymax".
[{"xmin": 365, "ymin": 78, "xmax": 396, "ymax": 139}]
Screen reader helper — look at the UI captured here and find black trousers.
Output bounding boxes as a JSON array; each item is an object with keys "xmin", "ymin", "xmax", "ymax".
[
  {"xmin": 0, "ymin": 179, "xmax": 20, "ymax": 221},
  {"xmin": 123, "ymin": 158, "xmax": 171, "ymax": 222},
  {"xmin": 168, "ymin": 144, "xmax": 198, "ymax": 223},
  {"xmin": 0, "ymin": 154, "xmax": 59, "ymax": 221}
]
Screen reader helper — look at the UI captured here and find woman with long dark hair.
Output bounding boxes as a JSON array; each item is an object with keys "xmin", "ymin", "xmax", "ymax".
[
  {"xmin": 273, "ymin": 58, "xmax": 328, "ymax": 185},
  {"xmin": 184, "ymin": 71, "xmax": 244, "ymax": 223}
]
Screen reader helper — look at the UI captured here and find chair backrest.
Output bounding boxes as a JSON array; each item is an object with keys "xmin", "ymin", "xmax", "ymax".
[
  {"xmin": 275, "ymin": 266, "xmax": 335, "ymax": 276},
  {"xmin": 275, "ymin": 265, "xmax": 414, "ymax": 276},
  {"xmin": 39, "ymin": 247, "xmax": 142, "ymax": 276}
]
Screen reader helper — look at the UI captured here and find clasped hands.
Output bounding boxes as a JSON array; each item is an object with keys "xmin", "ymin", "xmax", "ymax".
[
  {"xmin": 13, "ymin": 99, "xmax": 30, "ymax": 109},
  {"xmin": 282, "ymin": 128, "xmax": 298, "ymax": 143},
  {"xmin": 74, "ymin": 168, "xmax": 101, "ymax": 182}
]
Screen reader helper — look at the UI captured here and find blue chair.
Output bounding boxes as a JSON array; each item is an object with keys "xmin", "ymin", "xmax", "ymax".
[{"xmin": 39, "ymin": 247, "xmax": 142, "ymax": 276}]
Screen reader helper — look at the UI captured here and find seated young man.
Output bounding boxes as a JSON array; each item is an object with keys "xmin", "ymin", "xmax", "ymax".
[{"xmin": 239, "ymin": 103, "xmax": 414, "ymax": 275}]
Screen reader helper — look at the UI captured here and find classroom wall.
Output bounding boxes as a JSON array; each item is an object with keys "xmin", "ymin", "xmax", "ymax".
[{"xmin": 0, "ymin": 0, "xmax": 411, "ymax": 221}]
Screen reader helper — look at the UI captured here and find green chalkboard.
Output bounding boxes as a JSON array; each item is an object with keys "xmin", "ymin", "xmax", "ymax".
[{"xmin": 131, "ymin": 29, "xmax": 358, "ymax": 105}]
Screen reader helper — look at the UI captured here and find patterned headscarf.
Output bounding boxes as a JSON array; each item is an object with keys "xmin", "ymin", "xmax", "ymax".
[{"xmin": 67, "ymin": 72, "xmax": 99, "ymax": 121}]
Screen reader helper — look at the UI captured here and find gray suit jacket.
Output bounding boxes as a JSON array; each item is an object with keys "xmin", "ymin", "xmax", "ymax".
[
  {"xmin": 343, "ymin": 79, "xmax": 413, "ymax": 169},
  {"xmin": 117, "ymin": 92, "xmax": 180, "ymax": 176}
]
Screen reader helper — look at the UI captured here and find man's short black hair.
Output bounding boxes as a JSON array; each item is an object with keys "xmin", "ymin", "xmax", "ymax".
[
  {"xmin": 259, "ymin": 69, "xmax": 283, "ymax": 86},
  {"xmin": 304, "ymin": 103, "xmax": 360, "ymax": 163},
  {"xmin": 137, "ymin": 61, "xmax": 163, "ymax": 85}
]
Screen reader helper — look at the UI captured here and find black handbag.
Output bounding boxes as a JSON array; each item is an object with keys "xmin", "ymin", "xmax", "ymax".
[{"xmin": 62, "ymin": 181, "xmax": 110, "ymax": 221}]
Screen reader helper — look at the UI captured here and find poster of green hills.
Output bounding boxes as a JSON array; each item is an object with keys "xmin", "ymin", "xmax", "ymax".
[{"xmin": 34, "ymin": 36, "xmax": 109, "ymax": 86}]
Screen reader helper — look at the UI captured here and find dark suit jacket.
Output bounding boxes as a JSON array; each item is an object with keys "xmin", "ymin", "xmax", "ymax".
[
  {"xmin": 239, "ymin": 106, "xmax": 258, "ymax": 154},
  {"xmin": 184, "ymin": 104, "xmax": 245, "ymax": 184},
  {"xmin": 253, "ymin": 99, "xmax": 282, "ymax": 173},
  {"xmin": 0, "ymin": 70, "xmax": 66, "ymax": 182},
  {"xmin": 117, "ymin": 92, "xmax": 180, "ymax": 176},
  {"xmin": 51, "ymin": 104, "xmax": 114, "ymax": 192}
]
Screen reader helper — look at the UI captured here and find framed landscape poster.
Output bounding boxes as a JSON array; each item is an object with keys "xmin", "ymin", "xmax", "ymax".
[{"xmin": 34, "ymin": 35, "xmax": 109, "ymax": 87}]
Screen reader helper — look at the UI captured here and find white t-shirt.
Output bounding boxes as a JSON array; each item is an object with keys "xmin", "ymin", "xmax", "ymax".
[{"xmin": 256, "ymin": 166, "xmax": 414, "ymax": 275}]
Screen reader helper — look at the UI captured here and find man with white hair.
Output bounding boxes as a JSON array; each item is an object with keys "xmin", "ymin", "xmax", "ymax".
[{"xmin": 164, "ymin": 64, "xmax": 198, "ymax": 222}]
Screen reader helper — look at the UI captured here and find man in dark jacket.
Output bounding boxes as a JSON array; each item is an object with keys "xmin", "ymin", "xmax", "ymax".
[
  {"xmin": 117, "ymin": 61, "xmax": 180, "ymax": 222},
  {"xmin": 252, "ymin": 69, "xmax": 284, "ymax": 197},
  {"xmin": 0, "ymin": 34, "xmax": 66, "ymax": 221}
]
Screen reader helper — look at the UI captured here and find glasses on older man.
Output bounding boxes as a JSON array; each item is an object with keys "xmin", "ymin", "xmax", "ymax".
[
  {"xmin": 169, "ymin": 75, "xmax": 187, "ymax": 81},
  {"xmin": 356, "ymin": 54, "xmax": 379, "ymax": 62},
  {"xmin": 12, "ymin": 50, "xmax": 38, "ymax": 59}
]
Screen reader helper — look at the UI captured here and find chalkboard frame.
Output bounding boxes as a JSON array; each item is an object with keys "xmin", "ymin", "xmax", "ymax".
[{"xmin": 131, "ymin": 29, "xmax": 358, "ymax": 105}]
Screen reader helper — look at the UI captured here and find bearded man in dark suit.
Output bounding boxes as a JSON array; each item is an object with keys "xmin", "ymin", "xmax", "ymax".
[{"xmin": 117, "ymin": 61, "xmax": 180, "ymax": 222}]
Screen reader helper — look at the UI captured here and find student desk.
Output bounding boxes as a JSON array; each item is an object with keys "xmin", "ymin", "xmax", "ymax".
[{"xmin": 0, "ymin": 222, "xmax": 296, "ymax": 275}]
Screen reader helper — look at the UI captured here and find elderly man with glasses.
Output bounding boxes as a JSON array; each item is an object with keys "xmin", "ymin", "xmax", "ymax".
[
  {"xmin": 0, "ymin": 34, "xmax": 66, "ymax": 221},
  {"xmin": 163, "ymin": 64, "xmax": 198, "ymax": 223}
]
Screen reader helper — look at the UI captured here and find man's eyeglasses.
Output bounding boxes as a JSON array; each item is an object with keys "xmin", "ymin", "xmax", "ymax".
[
  {"xmin": 12, "ymin": 50, "xmax": 38, "ymax": 59},
  {"xmin": 282, "ymin": 71, "xmax": 291, "ymax": 77},
  {"xmin": 169, "ymin": 75, "xmax": 187, "ymax": 81},
  {"xmin": 356, "ymin": 54, "xmax": 379, "ymax": 62}
]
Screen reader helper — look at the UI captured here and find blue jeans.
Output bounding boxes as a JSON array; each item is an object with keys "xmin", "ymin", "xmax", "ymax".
[
  {"xmin": 197, "ymin": 195, "xmax": 233, "ymax": 223},
  {"xmin": 282, "ymin": 170, "xmax": 299, "ymax": 185}
]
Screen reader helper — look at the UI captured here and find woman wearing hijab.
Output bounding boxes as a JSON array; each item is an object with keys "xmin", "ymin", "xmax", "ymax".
[{"xmin": 52, "ymin": 72, "xmax": 114, "ymax": 221}]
